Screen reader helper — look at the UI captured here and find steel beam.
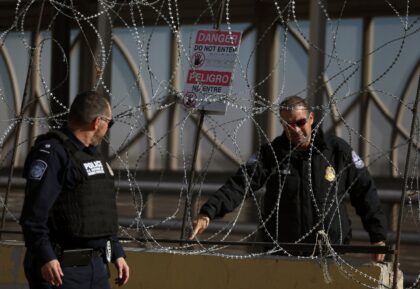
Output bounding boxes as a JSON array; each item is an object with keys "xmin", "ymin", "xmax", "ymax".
[
  {"xmin": 307, "ymin": 0, "xmax": 326, "ymax": 123},
  {"xmin": 50, "ymin": 11, "xmax": 70, "ymax": 126},
  {"xmin": 359, "ymin": 17, "xmax": 373, "ymax": 163},
  {"xmin": 253, "ymin": 2, "xmax": 279, "ymax": 151}
]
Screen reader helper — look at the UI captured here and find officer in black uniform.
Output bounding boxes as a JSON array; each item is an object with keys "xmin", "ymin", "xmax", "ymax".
[
  {"xmin": 20, "ymin": 91, "xmax": 129, "ymax": 289},
  {"xmin": 190, "ymin": 95, "xmax": 387, "ymax": 262}
]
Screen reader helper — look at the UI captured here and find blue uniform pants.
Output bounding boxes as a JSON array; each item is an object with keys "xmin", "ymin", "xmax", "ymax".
[{"xmin": 24, "ymin": 252, "xmax": 111, "ymax": 289}]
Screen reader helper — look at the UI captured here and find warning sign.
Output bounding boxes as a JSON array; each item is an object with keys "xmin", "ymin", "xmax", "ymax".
[
  {"xmin": 183, "ymin": 29, "xmax": 242, "ymax": 114},
  {"xmin": 195, "ymin": 30, "xmax": 241, "ymax": 46},
  {"xmin": 187, "ymin": 70, "xmax": 232, "ymax": 86}
]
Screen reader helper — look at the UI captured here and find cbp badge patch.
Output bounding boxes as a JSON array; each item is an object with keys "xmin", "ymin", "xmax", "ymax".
[
  {"xmin": 29, "ymin": 160, "xmax": 48, "ymax": 180},
  {"xmin": 351, "ymin": 151, "xmax": 365, "ymax": 169}
]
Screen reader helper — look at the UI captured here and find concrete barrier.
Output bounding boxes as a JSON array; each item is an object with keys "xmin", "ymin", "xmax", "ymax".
[{"xmin": 0, "ymin": 241, "xmax": 402, "ymax": 289}]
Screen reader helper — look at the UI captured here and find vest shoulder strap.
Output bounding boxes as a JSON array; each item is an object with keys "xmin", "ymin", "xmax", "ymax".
[{"xmin": 35, "ymin": 130, "xmax": 79, "ymax": 155}]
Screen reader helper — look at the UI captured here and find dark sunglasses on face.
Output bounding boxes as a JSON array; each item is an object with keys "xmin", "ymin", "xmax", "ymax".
[
  {"xmin": 100, "ymin": 116, "xmax": 115, "ymax": 129},
  {"xmin": 282, "ymin": 118, "xmax": 307, "ymax": 128}
]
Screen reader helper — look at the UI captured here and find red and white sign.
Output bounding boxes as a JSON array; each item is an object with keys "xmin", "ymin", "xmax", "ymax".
[
  {"xmin": 183, "ymin": 29, "xmax": 242, "ymax": 114},
  {"xmin": 196, "ymin": 30, "xmax": 241, "ymax": 46},
  {"xmin": 187, "ymin": 70, "xmax": 232, "ymax": 86}
]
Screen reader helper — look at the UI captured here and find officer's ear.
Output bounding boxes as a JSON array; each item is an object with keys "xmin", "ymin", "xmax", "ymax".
[
  {"xmin": 92, "ymin": 116, "xmax": 102, "ymax": 130},
  {"xmin": 308, "ymin": 112, "xmax": 314, "ymax": 126}
]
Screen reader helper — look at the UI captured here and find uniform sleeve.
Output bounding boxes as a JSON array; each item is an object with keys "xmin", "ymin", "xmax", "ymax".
[
  {"xmin": 346, "ymin": 150, "xmax": 387, "ymax": 243},
  {"xmin": 20, "ymin": 141, "xmax": 68, "ymax": 265},
  {"xmin": 200, "ymin": 149, "xmax": 269, "ymax": 219},
  {"xmin": 111, "ymin": 236, "xmax": 126, "ymax": 261}
]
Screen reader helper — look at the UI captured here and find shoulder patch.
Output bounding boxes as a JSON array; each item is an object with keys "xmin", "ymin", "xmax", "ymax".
[
  {"xmin": 246, "ymin": 153, "xmax": 258, "ymax": 166},
  {"xmin": 29, "ymin": 160, "xmax": 48, "ymax": 180},
  {"xmin": 351, "ymin": 151, "xmax": 365, "ymax": 169}
]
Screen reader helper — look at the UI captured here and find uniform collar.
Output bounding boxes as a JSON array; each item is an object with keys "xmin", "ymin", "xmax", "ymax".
[{"xmin": 61, "ymin": 127, "xmax": 97, "ymax": 154}]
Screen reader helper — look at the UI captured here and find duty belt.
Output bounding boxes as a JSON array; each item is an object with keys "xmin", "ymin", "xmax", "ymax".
[{"xmin": 59, "ymin": 248, "xmax": 103, "ymax": 267}]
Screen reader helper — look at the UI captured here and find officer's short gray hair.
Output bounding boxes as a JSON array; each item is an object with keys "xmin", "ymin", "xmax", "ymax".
[
  {"xmin": 279, "ymin": 95, "xmax": 311, "ymax": 113},
  {"xmin": 68, "ymin": 91, "xmax": 110, "ymax": 125}
]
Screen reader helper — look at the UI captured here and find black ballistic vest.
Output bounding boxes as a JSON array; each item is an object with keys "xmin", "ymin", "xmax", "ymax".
[{"xmin": 38, "ymin": 130, "xmax": 119, "ymax": 238}]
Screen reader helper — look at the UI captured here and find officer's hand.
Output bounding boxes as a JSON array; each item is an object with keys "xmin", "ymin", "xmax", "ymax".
[
  {"xmin": 371, "ymin": 241, "xmax": 386, "ymax": 262},
  {"xmin": 41, "ymin": 259, "xmax": 63, "ymax": 286},
  {"xmin": 114, "ymin": 257, "xmax": 129, "ymax": 286},
  {"xmin": 189, "ymin": 214, "xmax": 210, "ymax": 240}
]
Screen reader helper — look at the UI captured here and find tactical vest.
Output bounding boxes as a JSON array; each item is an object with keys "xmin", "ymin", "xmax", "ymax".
[{"xmin": 37, "ymin": 130, "xmax": 119, "ymax": 238}]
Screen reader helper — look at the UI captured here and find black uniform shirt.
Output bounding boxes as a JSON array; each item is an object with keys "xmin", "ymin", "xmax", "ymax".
[
  {"xmin": 200, "ymin": 129, "xmax": 387, "ymax": 244},
  {"xmin": 20, "ymin": 127, "xmax": 125, "ymax": 266}
]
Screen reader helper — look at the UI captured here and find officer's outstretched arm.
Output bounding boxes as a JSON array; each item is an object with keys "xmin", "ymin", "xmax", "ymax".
[
  {"xmin": 371, "ymin": 241, "xmax": 386, "ymax": 262},
  {"xmin": 189, "ymin": 214, "xmax": 210, "ymax": 240}
]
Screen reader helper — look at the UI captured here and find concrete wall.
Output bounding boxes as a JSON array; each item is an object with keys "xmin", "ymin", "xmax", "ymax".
[{"xmin": 0, "ymin": 241, "xmax": 402, "ymax": 289}]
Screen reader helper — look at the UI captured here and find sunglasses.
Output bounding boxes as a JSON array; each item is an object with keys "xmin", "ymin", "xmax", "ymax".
[
  {"xmin": 100, "ymin": 116, "xmax": 115, "ymax": 129},
  {"xmin": 282, "ymin": 118, "xmax": 307, "ymax": 128}
]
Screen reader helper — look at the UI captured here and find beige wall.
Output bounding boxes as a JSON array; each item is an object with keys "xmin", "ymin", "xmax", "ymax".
[{"xmin": 0, "ymin": 242, "xmax": 402, "ymax": 289}]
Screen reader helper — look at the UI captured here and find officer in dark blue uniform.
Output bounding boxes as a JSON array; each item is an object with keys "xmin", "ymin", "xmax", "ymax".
[
  {"xmin": 20, "ymin": 91, "xmax": 129, "ymax": 289},
  {"xmin": 190, "ymin": 95, "xmax": 387, "ymax": 262}
]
